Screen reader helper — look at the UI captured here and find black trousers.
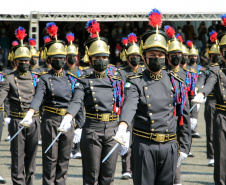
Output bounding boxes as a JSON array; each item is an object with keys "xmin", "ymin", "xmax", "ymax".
[
  {"xmin": 204, "ymin": 96, "xmax": 216, "ymax": 159},
  {"xmin": 213, "ymin": 109, "xmax": 226, "ymax": 185},
  {"xmin": 41, "ymin": 111, "xmax": 74, "ymax": 185},
  {"xmin": 132, "ymin": 136, "xmax": 178, "ymax": 185},
  {"xmin": 121, "ymin": 133, "xmax": 132, "ymax": 174},
  {"xmin": 9, "ymin": 116, "xmax": 40, "ymax": 185},
  {"xmin": 0, "ymin": 111, "xmax": 3, "ymax": 141},
  {"xmin": 80, "ymin": 118, "xmax": 119, "ymax": 185}
]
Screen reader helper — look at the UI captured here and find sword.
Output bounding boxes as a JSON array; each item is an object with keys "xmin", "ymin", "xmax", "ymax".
[
  {"xmin": 190, "ymin": 103, "xmax": 197, "ymax": 112},
  {"xmin": 102, "ymin": 137, "xmax": 125, "ymax": 163},
  {"xmin": 9, "ymin": 122, "xmax": 30, "ymax": 143},
  {"xmin": 44, "ymin": 128, "xmax": 66, "ymax": 154}
]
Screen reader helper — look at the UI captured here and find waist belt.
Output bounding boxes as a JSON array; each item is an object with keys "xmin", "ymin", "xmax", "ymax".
[
  {"xmin": 0, "ymin": 107, "xmax": 3, "ymax": 111},
  {"xmin": 133, "ymin": 128, "xmax": 177, "ymax": 143},
  {"xmin": 215, "ymin": 104, "xmax": 226, "ymax": 111},
  {"xmin": 86, "ymin": 112, "xmax": 118, "ymax": 122},
  {"xmin": 44, "ymin": 106, "xmax": 67, "ymax": 116},
  {"xmin": 10, "ymin": 111, "xmax": 39, "ymax": 118}
]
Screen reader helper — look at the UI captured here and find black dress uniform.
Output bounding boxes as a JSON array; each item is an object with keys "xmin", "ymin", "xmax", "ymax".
[
  {"xmin": 120, "ymin": 69, "xmax": 191, "ymax": 185},
  {"xmin": 0, "ymin": 69, "xmax": 40, "ymax": 185}
]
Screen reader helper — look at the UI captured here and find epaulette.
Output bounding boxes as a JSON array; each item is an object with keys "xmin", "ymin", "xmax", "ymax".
[
  {"xmin": 189, "ymin": 68, "xmax": 197, "ymax": 74},
  {"xmin": 67, "ymin": 71, "xmax": 77, "ymax": 78},
  {"xmin": 200, "ymin": 68, "xmax": 206, "ymax": 71},
  {"xmin": 78, "ymin": 74, "xmax": 90, "ymax": 79},
  {"xmin": 170, "ymin": 71, "xmax": 184, "ymax": 83},
  {"xmin": 40, "ymin": 71, "xmax": 49, "ymax": 75},
  {"xmin": 210, "ymin": 63, "xmax": 219, "ymax": 67},
  {"xmin": 37, "ymin": 65, "xmax": 44, "ymax": 69},
  {"xmin": 108, "ymin": 74, "xmax": 121, "ymax": 80},
  {"xmin": 139, "ymin": 64, "xmax": 146, "ymax": 68},
  {"xmin": 162, "ymin": 66, "xmax": 167, "ymax": 70},
  {"xmin": 79, "ymin": 66, "xmax": 90, "ymax": 70},
  {"xmin": 127, "ymin": 73, "xmax": 143, "ymax": 79},
  {"xmin": 117, "ymin": 66, "xmax": 127, "ymax": 71},
  {"xmin": 31, "ymin": 71, "xmax": 41, "ymax": 75}
]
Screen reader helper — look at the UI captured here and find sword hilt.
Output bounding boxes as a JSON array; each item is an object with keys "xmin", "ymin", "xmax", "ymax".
[
  {"xmin": 20, "ymin": 122, "xmax": 30, "ymax": 127},
  {"xmin": 113, "ymin": 137, "xmax": 126, "ymax": 146},
  {"xmin": 57, "ymin": 128, "xmax": 67, "ymax": 133}
]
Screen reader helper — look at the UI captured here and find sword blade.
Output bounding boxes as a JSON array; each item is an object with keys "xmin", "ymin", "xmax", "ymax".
[
  {"xmin": 190, "ymin": 103, "xmax": 197, "ymax": 112},
  {"xmin": 102, "ymin": 142, "xmax": 119, "ymax": 163},
  {"xmin": 45, "ymin": 132, "xmax": 62, "ymax": 154},
  {"xmin": 9, "ymin": 126, "xmax": 24, "ymax": 143}
]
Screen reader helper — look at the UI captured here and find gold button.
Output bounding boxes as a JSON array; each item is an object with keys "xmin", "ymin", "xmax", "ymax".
[
  {"xmin": 92, "ymin": 92, "xmax": 95, "ymax": 95},
  {"xmin": 221, "ymin": 76, "xmax": 223, "ymax": 78},
  {"xmin": 151, "ymin": 128, "xmax": 154, "ymax": 132},
  {"xmin": 167, "ymin": 121, "xmax": 169, "ymax": 124},
  {"xmin": 51, "ymin": 83, "xmax": 53, "ymax": 86},
  {"xmin": 90, "ymin": 81, "xmax": 93, "ymax": 83},
  {"xmin": 169, "ymin": 104, "xmax": 172, "ymax": 107},
  {"xmin": 30, "ymin": 96, "xmax": 33, "ymax": 99},
  {"xmin": 31, "ymin": 90, "xmax": 33, "ymax": 92},
  {"xmin": 19, "ymin": 97, "xmax": 21, "ymax": 99},
  {"xmin": 111, "ymin": 104, "xmax": 113, "ymax": 107},
  {"xmin": 67, "ymin": 105, "xmax": 69, "ymax": 107},
  {"xmin": 149, "ymin": 113, "xmax": 152, "ymax": 117},
  {"xmin": 15, "ymin": 77, "xmax": 17, "ymax": 79},
  {"xmin": 31, "ymin": 83, "xmax": 33, "ymax": 85},
  {"xmin": 96, "ymin": 109, "xmax": 99, "ymax": 112},
  {"xmin": 223, "ymin": 89, "xmax": 225, "ymax": 91},
  {"xmin": 171, "ymin": 87, "xmax": 174, "ymax": 91},
  {"xmin": 220, "ymin": 70, "xmax": 222, "ymax": 72},
  {"xmin": 151, "ymin": 120, "xmax": 154, "ymax": 123},
  {"xmin": 113, "ymin": 98, "xmax": 115, "ymax": 101},
  {"xmin": 148, "ymin": 104, "xmax": 151, "ymax": 107},
  {"xmin": 146, "ymin": 95, "xmax": 149, "ymax": 98},
  {"xmin": 16, "ymin": 83, "xmax": 19, "ymax": 85},
  {"xmin": 52, "ymin": 94, "xmax": 54, "ymax": 96},
  {"xmin": 54, "ymin": 102, "xmax": 56, "ymax": 104},
  {"xmin": 18, "ymin": 90, "xmax": 20, "ymax": 92},
  {"xmin": 94, "ymin": 98, "xmax": 97, "ymax": 101},
  {"xmin": 221, "ymin": 83, "xmax": 223, "ymax": 86},
  {"xmin": 91, "ymin": 86, "xmax": 93, "ymax": 89},
  {"xmin": 95, "ymin": 104, "xmax": 98, "ymax": 107},
  {"xmin": 21, "ymin": 108, "xmax": 24, "ymax": 110},
  {"xmin": 145, "ymin": 87, "xmax": 148, "ymax": 90},
  {"xmin": 171, "ymin": 95, "xmax": 173, "ymax": 98},
  {"xmin": 166, "ymin": 129, "xmax": 168, "ymax": 132},
  {"xmin": 49, "ymin": 79, "xmax": 52, "ymax": 81},
  {"xmin": 224, "ymin": 95, "xmax": 226, "ymax": 98},
  {"xmin": 52, "ymin": 88, "xmax": 54, "ymax": 90}
]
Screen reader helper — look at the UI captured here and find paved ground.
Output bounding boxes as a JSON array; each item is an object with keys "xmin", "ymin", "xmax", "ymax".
[{"xmin": 0, "ymin": 105, "xmax": 214, "ymax": 185}]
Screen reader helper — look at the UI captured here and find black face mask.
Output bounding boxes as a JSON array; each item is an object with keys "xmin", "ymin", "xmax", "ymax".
[
  {"xmin": 129, "ymin": 57, "xmax": 140, "ymax": 67},
  {"xmin": 51, "ymin": 59, "xmax": 65, "ymax": 70},
  {"xmin": 30, "ymin": 58, "xmax": 37, "ymax": 66},
  {"xmin": 181, "ymin": 57, "xmax": 189, "ymax": 65},
  {"xmin": 18, "ymin": 63, "xmax": 29, "ymax": 72},
  {"xmin": 146, "ymin": 57, "xmax": 165, "ymax": 72},
  {"xmin": 170, "ymin": 55, "xmax": 182, "ymax": 66},
  {"xmin": 190, "ymin": 58, "xmax": 197, "ymax": 64},
  {"xmin": 212, "ymin": 55, "xmax": 222, "ymax": 64},
  {"xmin": 92, "ymin": 59, "xmax": 109, "ymax": 72},
  {"xmin": 68, "ymin": 56, "xmax": 77, "ymax": 64}
]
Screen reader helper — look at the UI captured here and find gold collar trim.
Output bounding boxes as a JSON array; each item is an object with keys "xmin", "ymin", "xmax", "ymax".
[
  {"xmin": 171, "ymin": 66, "xmax": 180, "ymax": 73},
  {"xmin": 150, "ymin": 72, "xmax": 162, "ymax": 80},
  {"xmin": 131, "ymin": 68, "xmax": 138, "ymax": 73},
  {"xmin": 53, "ymin": 71, "xmax": 63, "ymax": 77},
  {"xmin": 69, "ymin": 67, "xmax": 75, "ymax": 71},
  {"xmin": 18, "ymin": 72, "xmax": 27, "ymax": 76},
  {"xmin": 95, "ymin": 72, "xmax": 105, "ymax": 79},
  {"xmin": 30, "ymin": 65, "xmax": 36, "ymax": 70}
]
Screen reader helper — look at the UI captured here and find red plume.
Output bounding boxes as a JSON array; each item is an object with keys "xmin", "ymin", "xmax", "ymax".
[
  {"xmin": 164, "ymin": 26, "xmax": 175, "ymax": 39},
  {"xmin": 46, "ymin": 22, "xmax": 58, "ymax": 37},
  {"xmin": 176, "ymin": 34, "xmax": 183, "ymax": 43},
  {"xmin": 66, "ymin": 32, "xmax": 75, "ymax": 43},
  {"xmin": 12, "ymin": 41, "xmax": 19, "ymax": 46},
  {"xmin": 209, "ymin": 31, "xmax": 217, "ymax": 42},
  {"xmin": 122, "ymin": 37, "xmax": 128, "ymax": 46},
  {"xmin": 128, "ymin": 33, "xmax": 137, "ymax": 43},
  {"xmin": 220, "ymin": 14, "xmax": 226, "ymax": 26},
  {"xmin": 86, "ymin": 20, "xmax": 100, "ymax": 38},
  {"xmin": 44, "ymin": 36, "xmax": 51, "ymax": 43},
  {"xmin": 186, "ymin": 40, "xmax": 193, "ymax": 48},
  {"xmin": 29, "ymin": 38, "xmax": 36, "ymax": 46},
  {"xmin": 148, "ymin": 8, "xmax": 162, "ymax": 28},
  {"xmin": 15, "ymin": 27, "xmax": 27, "ymax": 41}
]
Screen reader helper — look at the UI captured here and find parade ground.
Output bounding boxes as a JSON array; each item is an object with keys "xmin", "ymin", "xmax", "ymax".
[{"xmin": 0, "ymin": 105, "xmax": 214, "ymax": 185}]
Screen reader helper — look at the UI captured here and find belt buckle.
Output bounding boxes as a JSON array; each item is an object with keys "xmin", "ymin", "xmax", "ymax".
[
  {"xmin": 101, "ymin": 114, "xmax": 110, "ymax": 122},
  {"xmin": 57, "ymin": 109, "xmax": 66, "ymax": 116},
  {"xmin": 155, "ymin": 134, "xmax": 166, "ymax": 142}
]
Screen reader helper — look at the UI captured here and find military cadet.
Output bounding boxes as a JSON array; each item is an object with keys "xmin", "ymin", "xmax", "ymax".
[
  {"xmin": 187, "ymin": 41, "xmax": 205, "ymax": 138},
  {"xmin": 60, "ymin": 19, "xmax": 125, "ymax": 185},
  {"xmin": 114, "ymin": 9, "xmax": 191, "ymax": 185},
  {"xmin": 117, "ymin": 33, "xmax": 145, "ymax": 180},
  {"xmin": 28, "ymin": 38, "xmax": 41, "ymax": 73},
  {"xmin": 193, "ymin": 20, "xmax": 226, "ymax": 184},
  {"xmin": 180, "ymin": 39, "xmax": 190, "ymax": 70},
  {"xmin": 0, "ymin": 27, "xmax": 40, "ymax": 185},
  {"xmin": 22, "ymin": 22, "xmax": 78, "ymax": 185},
  {"xmin": 64, "ymin": 32, "xmax": 84, "ymax": 159}
]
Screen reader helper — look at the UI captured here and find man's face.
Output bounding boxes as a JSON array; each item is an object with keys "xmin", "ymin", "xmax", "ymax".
[
  {"xmin": 144, "ymin": 50, "xmax": 165, "ymax": 64},
  {"xmin": 51, "ymin": 57, "xmax": 65, "ymax": 62},
  {"xmin": 182, "ymin": 55, "xmax": 188, "ymax": 59},
  {"xmin": 16, "ymin": 60, "xmax": 30, "ymax": 66},
  {"xmin": 168, "ymin": 52, "xmax": 182, "ymax": 61},
  {"xmin": 128, "ymin": 54, "xmax": 140, "ymax": 60},
  {"xmin": 66, "ymin": 55, "xmax": 78, "ymax": 62},
  {"xmin": 91, "ymin": 56, "xmax": 108, "ymax": 65},
  {"xmin": 189, "ymin": 56, "xmax": 197, "ymax": 59}
]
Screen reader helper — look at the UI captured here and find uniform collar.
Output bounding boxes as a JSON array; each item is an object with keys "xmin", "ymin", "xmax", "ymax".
[
  {"xmin": 170, "ymin": 66, "xmax": 180, "ymax": 73},
  {"xmin": 149, "ymin": 71, "xmax": 163, "ymax": 81},
  {"xmin": 18, "ymin": 71, "xmax": 28, "ymax": 76},
  {"xmin": 53, "ymin": 70, "xmax": 63, "ymax": 77},
  {"xmin": 95, "ymin": 71, "xmax": 106, "ymax": 79},
  {"xmin": 131, "ymin": 66, "xmax": 139, "ymax": 73}
]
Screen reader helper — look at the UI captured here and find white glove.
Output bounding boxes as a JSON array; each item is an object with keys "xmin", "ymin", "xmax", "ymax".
[
  {"xmin": 190, "ymin": 118, "xmax": 197, "ymax": 130},
  {"xmin": 19, "ymin": 111, "xmax": 34, "ymax": 127},
  {"xmin": 119, "ymin": 131, "xmax": 130, "ymax": 156},
  {"xmin": 114, "ymin": 124, "xmax": 127, "ymax": 144},
  {"xmin": 192, "ymin": 93, "xmax": 205, "ymax": 104},
  {"xmin": 4, "ymin": 117, "xmax": 11, "ymax": 125},
  {"xmin": 58, "ymin": 115, "xmax": 72, "ymax": 132},
  {"xmin": 73, "ymin": 128, "xmax": 82, "ymax": 143},
  {"xmin": 177, "ymin": 152, "xmax": 188, "ymax": 168}
]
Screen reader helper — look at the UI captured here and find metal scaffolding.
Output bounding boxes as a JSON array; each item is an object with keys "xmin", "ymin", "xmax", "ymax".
[{"xmin": 0, "ymin": 11, "xmax": 222, "ymax": 48}]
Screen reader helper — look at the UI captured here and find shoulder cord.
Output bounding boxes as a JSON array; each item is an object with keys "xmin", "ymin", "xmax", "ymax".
[
  {"xmin": 68, "ymin": 75, "xmax": 78, "ymax": 93},
  {"xmin": 32, "ymin": 73, "xmax": 39, "ymax": 87},
  {"xmin": 0, "ymin": 73, "xmax": 3, "ymax": 83},
  {"xmin": 77, "ymin": 69, "xmax": 82, "ymax": 77}
]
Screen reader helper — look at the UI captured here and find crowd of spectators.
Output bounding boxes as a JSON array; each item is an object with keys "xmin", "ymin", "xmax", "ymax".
[{"xmin": 1, "ymin": 20, "xmax": 226, "ymax": 67}]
